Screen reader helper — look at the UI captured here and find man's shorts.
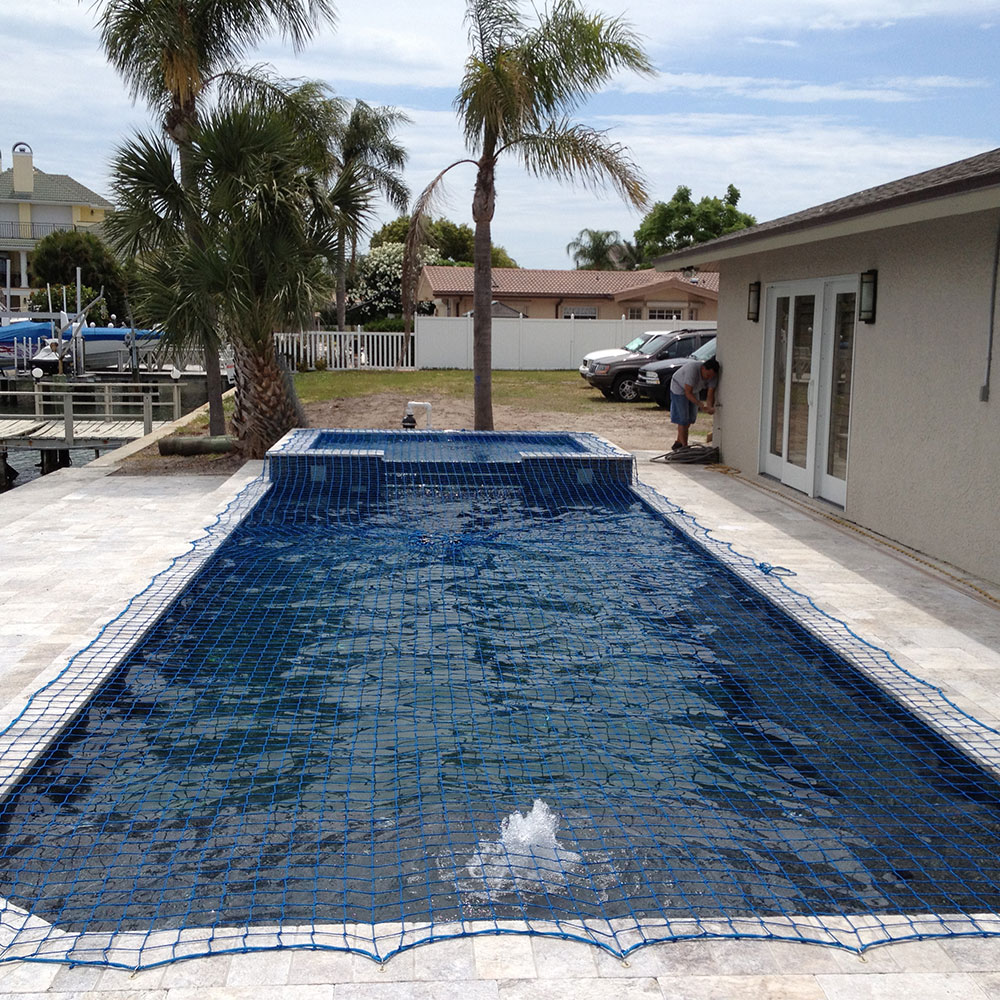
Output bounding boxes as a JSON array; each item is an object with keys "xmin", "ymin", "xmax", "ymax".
[{"xmin": 670, "ymin": 392, "xmax": 698, "ymax": 426}]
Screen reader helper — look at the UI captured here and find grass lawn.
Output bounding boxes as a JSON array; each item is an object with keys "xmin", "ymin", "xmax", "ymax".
[{"xmin": 293, "ymin": 369, "xmax": 624, "ymax": 415}]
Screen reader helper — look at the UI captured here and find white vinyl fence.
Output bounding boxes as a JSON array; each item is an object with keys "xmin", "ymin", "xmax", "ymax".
[
  {"xmin": 274, "ymin": 329, "xmax": 413, "ymax": 370},
  {"xmin": 414, "ymin": 316, "xmax": 716, "ymax": 370},
  {"xmin": 274, "ymin": 317, "xmax": 715, "ymax": 372}
]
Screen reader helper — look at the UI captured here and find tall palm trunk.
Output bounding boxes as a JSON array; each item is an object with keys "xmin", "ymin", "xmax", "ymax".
[
  {"xmin": 471, "ymin": 150, "xmax": 496, "ymax": 431},
  {"xmin": 229, "ymin": 335, "xmax": 304, "ymax": 459},
  {"xmin": 335, "ymin": 227, "xmax": 347, "ymax": 331},
  {"xmin": 175, "ymin": 111, "xmax": 226, "ymax": 436}
]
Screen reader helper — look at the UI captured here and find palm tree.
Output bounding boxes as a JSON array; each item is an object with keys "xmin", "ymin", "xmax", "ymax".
[
  {"xmin": 566, "ymin": 228, "xmax": 625, "ymax": 270},
  {"xmin": 333, "ymin": 102, "xmax": 411, "ymax": 331},
  {"xmin": 92, "ymin": 0, "xmax": 337, "ymax": 435},
  {"xmin": 406, "ymin": 0, "xmax": 651, "ymax": 430},
  {"xmin": 609, "ymin": 237, "xmax": 641, "ymax": 271},
  {"xmin": 108, "ymin": 92, "xmax": 372, "ymax": 458}
]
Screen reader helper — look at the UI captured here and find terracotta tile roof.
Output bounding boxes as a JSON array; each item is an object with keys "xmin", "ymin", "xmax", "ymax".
[
  {"xmin": 656, "ymin": 147, "xmax": 1000, "ymax": 266},
  {"xmin": 0, "ymin": 168, "xmax": 114, "ymax": 208},
  {"xmin": 420, "ymin": 266, "xmax": 719, "ymax": 297}
]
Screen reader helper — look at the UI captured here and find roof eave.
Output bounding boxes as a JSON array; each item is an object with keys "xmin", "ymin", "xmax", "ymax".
[
  {"xmin": 654, "ymin": 182, "xmax": 1000, "ymax": 272},
  {"xmin": 612, "ymin": 278, "xmax": 718, "ymax": 302}
]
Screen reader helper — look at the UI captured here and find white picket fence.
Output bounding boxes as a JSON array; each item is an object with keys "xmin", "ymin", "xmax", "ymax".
[
  {"xmin": 274, "ymin": 329, "xmax": 413, "ymax": 371},
  {"xmin": 274, "ymin": 317, "xmax": 716, "ymax": 372}
]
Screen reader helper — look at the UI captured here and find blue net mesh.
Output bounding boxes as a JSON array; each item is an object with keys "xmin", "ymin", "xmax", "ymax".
[{"xmin": 1, "ymin": 428, "xmax": 999, "ymax": 970}]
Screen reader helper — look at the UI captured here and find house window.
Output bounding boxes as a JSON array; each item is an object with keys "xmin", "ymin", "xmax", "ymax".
[
  {"xmin": 562, "ymin": 305, "xmax": 597, "ymax": 319},
  {"xmin": 648, "ymin": 307, "xmax": 682, "ymax": 320},
  {"xmin": 627, "ymin": 307, "xmax": 643, "ymax": 320}
]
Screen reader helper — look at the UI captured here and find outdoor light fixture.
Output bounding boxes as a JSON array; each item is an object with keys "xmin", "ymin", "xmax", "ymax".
[
  {"xmin": 747, "ymin": 281, "xmax": 761, "ymax": 322},
  {"xmin": 859, "ymin": 269, "xmax": 878, "ymax": 323}
]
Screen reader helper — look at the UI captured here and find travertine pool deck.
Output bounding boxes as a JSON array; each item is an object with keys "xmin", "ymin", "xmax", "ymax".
[{"xmin": 1, "ymin": 447, "xmax": 1000, "ymax": 999}]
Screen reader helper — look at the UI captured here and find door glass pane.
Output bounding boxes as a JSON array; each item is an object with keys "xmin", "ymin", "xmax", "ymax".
[
  {"xmin": 786, "ymin": 295, "xmax": 815, "ymax": 469},
  {"xmin": 769, "ymin": 297, "xmax": 790, "ymax": 457},
  {"xmin": 826, "ymin": 292, "xmax": 856, "ymax": 480}
]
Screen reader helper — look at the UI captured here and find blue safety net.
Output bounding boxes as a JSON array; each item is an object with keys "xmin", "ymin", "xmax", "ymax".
[{"xmin": 1, "ymin": 428, "xmax": 999, "ymax": 970}]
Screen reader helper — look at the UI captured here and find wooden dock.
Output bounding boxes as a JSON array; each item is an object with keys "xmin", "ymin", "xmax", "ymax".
[
  {"xmin": 0, "ymin": 416, "xmax": 157, "ymax": 450},
  {"xmin": 1, "ymin": 381, "xmax": 181, "ymax": 486}
]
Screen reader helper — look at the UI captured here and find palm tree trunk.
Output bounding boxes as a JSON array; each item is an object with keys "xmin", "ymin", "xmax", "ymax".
[
  {"xmin": 176, "ymin": 118, "xmax": 226, "ymax": 437},
  {"xmin": 335, "ymin": 225, "xmax": 347, "ymax": 331},
  {"xmin": 471, "ymin": 153, "xmax": 496, "ymax": 431},
  {"xmin": 230, "ymin": 335, "xmax": 305, "ymax": 460}
]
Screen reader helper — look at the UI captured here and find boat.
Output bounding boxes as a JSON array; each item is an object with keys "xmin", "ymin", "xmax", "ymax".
[{"xmin": 0, "ymin": 319, "xmax": 164, "ymax": 374}]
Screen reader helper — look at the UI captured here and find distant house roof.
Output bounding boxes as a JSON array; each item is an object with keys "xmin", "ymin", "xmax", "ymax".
[
  {"xmin": 654, "ymin": 147, "xmax": 1000, "ymax": 270},
  {"xmin": 0, "ymin": 168, "xmax": 114, "ymax": 209},
  {"xmin": 420, "ymin": 266, "xmax": 719, "ymax": 299}
]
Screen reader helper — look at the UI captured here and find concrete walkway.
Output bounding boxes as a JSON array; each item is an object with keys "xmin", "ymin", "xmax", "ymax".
[{"xmin": 1, "ymin": 449, "xmax": 999, "ymax": 999}]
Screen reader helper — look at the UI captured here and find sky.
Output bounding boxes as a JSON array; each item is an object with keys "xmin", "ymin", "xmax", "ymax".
[{"xmin": 3, "ymin": 0, "xmax": 1000, "ymax": 268}]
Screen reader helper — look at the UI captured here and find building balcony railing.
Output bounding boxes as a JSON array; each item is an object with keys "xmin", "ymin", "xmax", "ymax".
[{"xmin": 0, "ymin": 221, "xmax": 81, "ymax": 242}]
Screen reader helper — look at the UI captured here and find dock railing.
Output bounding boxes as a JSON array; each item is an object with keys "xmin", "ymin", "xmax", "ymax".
[{"xmin": 0, "ymin": 381, "xmax": 183, "ymax": 444}]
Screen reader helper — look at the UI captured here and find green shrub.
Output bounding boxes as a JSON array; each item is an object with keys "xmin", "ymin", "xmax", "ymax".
[{"xmin": 362, "ymin": 317, "xmax": 406, "ymax": 332}]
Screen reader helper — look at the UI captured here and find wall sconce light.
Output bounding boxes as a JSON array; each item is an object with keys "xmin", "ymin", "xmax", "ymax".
[
  {"xmin": 859, "ymin": 269, "xmax": 878, "ymax": 323},
  {"xmin": 747, "ymin": 281, "xmax": 761, "ymax": 322}
]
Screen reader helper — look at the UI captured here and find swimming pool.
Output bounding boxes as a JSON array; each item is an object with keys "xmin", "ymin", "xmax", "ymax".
[{"xmin": 1, "ymin": 429, "xmax": 999, "ymax": 968}]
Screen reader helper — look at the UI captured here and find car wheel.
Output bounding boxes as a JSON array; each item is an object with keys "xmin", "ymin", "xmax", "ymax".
[{"xmin": 613, "ymin": 375, "xmax": 640, "ymax": 402}]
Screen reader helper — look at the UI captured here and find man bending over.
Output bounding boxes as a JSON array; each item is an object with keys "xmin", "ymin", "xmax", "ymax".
[{"xmin": 669, "ymin": 357, "xmax": 720, "ymax": 451}]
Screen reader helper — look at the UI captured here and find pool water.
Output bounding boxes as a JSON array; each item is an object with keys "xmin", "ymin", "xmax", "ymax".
[{"xmin": 2, "ymin": 452, "xmax": 999, "ymax": 939}]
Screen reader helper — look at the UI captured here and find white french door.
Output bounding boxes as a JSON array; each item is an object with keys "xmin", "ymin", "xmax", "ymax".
[{"xmin": 760, "ymin": 277, "xmax": 857, "ymax": 506}]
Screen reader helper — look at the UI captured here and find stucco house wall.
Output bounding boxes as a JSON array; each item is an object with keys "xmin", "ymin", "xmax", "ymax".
[{"xmin": 716, "ymin": 210, "xmax": 1000, "ymax": 584}]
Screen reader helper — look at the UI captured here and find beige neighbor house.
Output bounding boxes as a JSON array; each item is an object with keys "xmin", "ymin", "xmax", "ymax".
[
  {"xmin": 655, "ymin": 147, "xmax": 1000, "ymax": 587},
  {"xmin": 0, "ymin": 142, "xmax": 114, "ymax": 313},
  {"xmin": 416, "ymin": 265, "xmax": 719, "ymax": 321}
]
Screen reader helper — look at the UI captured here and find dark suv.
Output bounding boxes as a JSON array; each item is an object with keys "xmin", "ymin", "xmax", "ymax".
[
  {"xmin": 585, "ymin": 328, "xmax": 715, "ymax": 402},
  {"xmin": 636, "ymin": 337, "xmax": 717, "ymax": 408}
]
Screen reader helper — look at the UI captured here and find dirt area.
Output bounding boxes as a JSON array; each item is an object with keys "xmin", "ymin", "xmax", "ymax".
[{"xmin": 115, "ymin": 390, "xmax": 712, "ymax": 476}]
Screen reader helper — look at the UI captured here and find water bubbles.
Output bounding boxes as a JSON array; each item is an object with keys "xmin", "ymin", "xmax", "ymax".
[{"xmin": 465, "ymin": 799, "xmax": 583, "ymax": 892}]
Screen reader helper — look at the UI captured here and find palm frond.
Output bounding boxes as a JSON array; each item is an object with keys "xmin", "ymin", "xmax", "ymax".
[
  {"xmin": 337, "ymin": 100, "xmax": 412, "ymax": 209},
  {"xmin": 511, "ymin": 122, "xmax": 648, "ymax": 209},
  {"xmin": 456, "ymin": 53, "xmax": 536, "ymax": 151},
  {"xmin": 106, "ymin": 132, "xmax": 188, "ymax": 256},
  {"xmin": 92, "ymin": 0, "xmax": 338, "ymax": 113},
  {"xmin": 521, "ymin": 0, "xmax": 653, "ymax": 117},
  {"xmin": 464, "ymin": 0, "xmax": 522, "ymax": 61}
]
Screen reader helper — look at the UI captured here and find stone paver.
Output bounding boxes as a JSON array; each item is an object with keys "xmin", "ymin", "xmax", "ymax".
[{"xmin": 1, "ymin": 449, "xmax": 999, "ymax": 999}]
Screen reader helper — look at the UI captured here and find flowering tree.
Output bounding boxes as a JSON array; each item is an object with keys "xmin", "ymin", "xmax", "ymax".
[{"xmin": 351, "ymin": 243, "xmax": 440, "ymax": 322}]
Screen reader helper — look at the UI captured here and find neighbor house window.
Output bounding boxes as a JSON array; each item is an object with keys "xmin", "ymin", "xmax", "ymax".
[
  {"xmin": 648, "ymin": 307, "xmax": 682, "ymax": 320},
  {"xmin": 562, "ymin": 305, "xmax": 598, "ymax": 319},
  {"xmin": 627, "ymin": 307, "xmax": 643, "ymax": 320}
]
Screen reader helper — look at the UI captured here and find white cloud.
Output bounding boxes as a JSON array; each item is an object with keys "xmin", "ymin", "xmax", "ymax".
[
  {"xmin": 364, "ymin": 109, "xmax": 994, "ymax": 268},
  {"xmin": 622, "ymin": 72, "xmax": 989, "ymax": 104},
  {"xmin": 3, "ymin": 0, "xmax": 997, "ymax": 270},
  {"xmin": 746, "ymin": 37, "xmax": 800, "ymax": 47},
  {"xmin": 599, "ymin": 112, "xmax": 990, "ymax": 234},
  {"xmin": 622, "ymin": 0, "xmax": 1000, "ymax": 39}
]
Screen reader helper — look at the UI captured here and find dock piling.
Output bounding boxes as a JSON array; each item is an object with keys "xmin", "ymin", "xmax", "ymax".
[{"xmin": 63, "ymin": 395, "xmax": 74, "ymax": 446}]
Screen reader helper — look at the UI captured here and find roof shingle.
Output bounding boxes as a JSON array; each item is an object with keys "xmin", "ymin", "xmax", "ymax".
[
  {"xmin": 420, "ymin": 266, "xmax": 719, "ymax": 297},
  {"xmin": 0, "ymin": 168, "xmax": 114, "ymax": 209}
]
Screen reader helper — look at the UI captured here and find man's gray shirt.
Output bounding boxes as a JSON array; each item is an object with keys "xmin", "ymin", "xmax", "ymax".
[{"xmin": 670, "ymin": 359, "xmax": 717, "ymax": 397}]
